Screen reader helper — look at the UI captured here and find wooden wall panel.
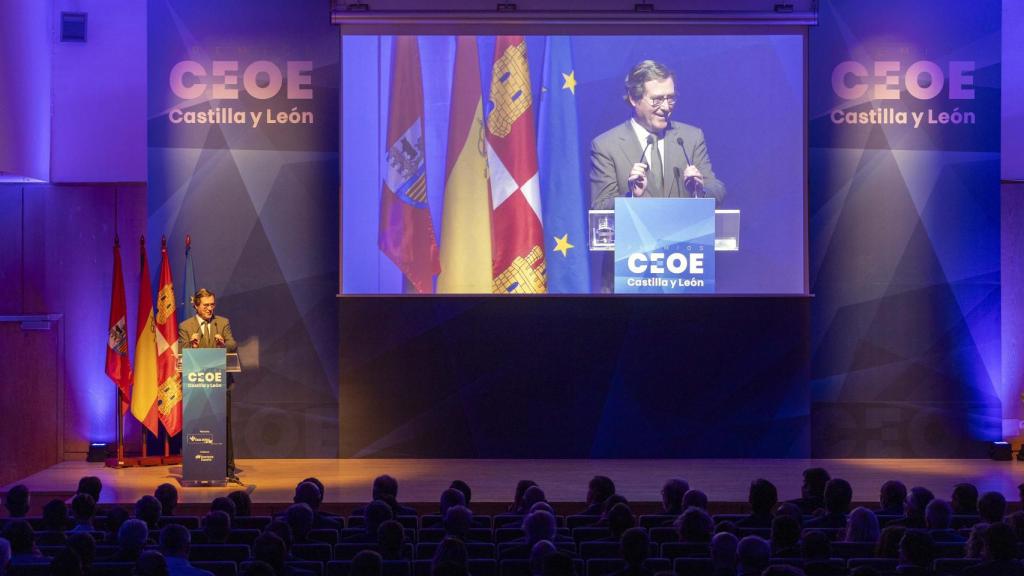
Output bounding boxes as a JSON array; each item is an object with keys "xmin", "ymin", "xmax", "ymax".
[{"xmin": 0, "ymin": 186, "xmax": 23, "ymax": 314}]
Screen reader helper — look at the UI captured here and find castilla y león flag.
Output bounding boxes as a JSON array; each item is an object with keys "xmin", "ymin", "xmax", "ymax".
[
  {"xmin": 378, "ymin": 36, "xmax": 440, "ymax": 293},
  {"xmin": 155, "ymin": 239, "xmax": 182, "ymax": 436},
  {"xmin": 105, "ymin": 237, "xmax": 131, "ymax": 413},
  {"xmin": 487, "ymin": 36, "xmax": 546, "ymax": 294}
]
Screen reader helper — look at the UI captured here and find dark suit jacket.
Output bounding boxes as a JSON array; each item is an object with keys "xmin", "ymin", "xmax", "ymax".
[
  {"xmin": 178, "ymin": 315, "xmax": 238, "ymax": 353},
  {"xmin": 590, "ymin": 120, "xmax": 726, "ymax": 209}
]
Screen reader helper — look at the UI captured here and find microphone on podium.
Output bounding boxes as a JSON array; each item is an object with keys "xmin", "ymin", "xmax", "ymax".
[{"xmin": 628, "ymin": 136, "xmax": 655, "ymax": 198}]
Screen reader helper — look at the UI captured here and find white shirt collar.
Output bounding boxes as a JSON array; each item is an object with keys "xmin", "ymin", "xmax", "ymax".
[{"xmin": 629, "ymin": 118, "xmax": 665, "ymax": 161}]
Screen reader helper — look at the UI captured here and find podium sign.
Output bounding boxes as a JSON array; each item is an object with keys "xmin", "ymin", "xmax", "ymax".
[
  {"xmin": 614, "ymin": 198, "xmax": 716, "ymax": 294},
  {"xmin": 182, "ymin": 348, "xmax": 227, "ymax": 484}
]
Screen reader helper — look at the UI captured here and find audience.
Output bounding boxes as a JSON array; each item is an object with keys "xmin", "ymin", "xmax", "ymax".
[
  {"xmin": 843, "ymin": 506, "xmax": 880, "ymax": 543},
  {"xmin": 3, "ymin": 520, "xmax": 42, "ymax": 564},
  {"xmin": 951, "ymin": 483, "xmax": 979, "ymax": 515},
  {"xmin": 965, "ymin": 523, "xmax": 990, "ymax": 559},
  {"xmin": 353, "ymin": 475, "xmax": 416, "ymax": 517},
  {"xmin": 203, "ymin": 510, "xmax": 232, "ymax": 544},
  {"xmin": 449, "ymin": 481, "xmax": 472, "ymax": 508},
  {"xmin": 737, "ymin": 479, "xmax": 777, "ymax": 528},
  {"xmin": 377, "ymin": 519, "xmax": 406, "ymax": 560},
  {"xmin": 964, "ymin": 521, "xmax": 1024, "ymax": 575},
  {"xmin": 736, "ymin": 535, "xmax": 770, "ymax": 576},
  {"xmin": 114, "ymin": 519, "xmax": 151, "ymax": 562},
  {"xmin": 510, "ymin": 480, "xmax": 539, "ymax": 515},
  {"xmin": 294, "ymin": 481, "xmax": 342, "ymax": 530},
  {"xmin": 64, "ymin": 532, "xmax": 95, "ymax": 572},
  {"xmin": 896, "ymin": 529, "xmax": 935, "ymax": 576},
  {"xmin": 676, "ymin": 507, "xmax": 713, "ymax": 543},
  {"xmin": 788, "ymin": 468, "xmax": 830, "ymax": 515},
  {"xmin": 0, "ymin": 537, "xmax": 11, "ymax": 574},
  {"xmin": 878, "ymin": 480, "xmax": 907, "ymax": 517},
  {"xmin": 581, "ymin": 476, "xmax": 616, "ymax": 516},
  {"xmin": 154, "ymin": 483, "xmax": 179, "ymax": 516},
  {"xmin": 160, "ymin": 523, "xmax": 213, "ymax": 576},
  {"xmin": 529, "ymin": 540, "xmax": 556, "ymax": 576},
  {"xmin": 681, "ymin": 489, "xmax": 708, "ymax": 511},
  {"xmin": 770, "ymin": 514, "xmax": 801, "ymax": 557},
  {"xmin": 69, "ymin": 493, "xmax": 97, "ymax": 532},
  {"xmin": 709, "ymin": 531, "xmax": 738, "ymax": 576},
  {"xmin": 50, "ymin": 547, "xmax": 83, "ymax": 576},
  {"xmin": 805, "ymin": 478, "xmax": 852, "ymax": 529},
  {"xmin": 3, "ymin": 486, "xmax": 30, "ymax": 519},
  {"xmin": 892, "ymin": 487, "xmax": 934, "ymax": 529},
  {"xmin": 228, "ymin": 490, "xmax": 253, "ymax": 518},
  {"xmin": 614, "ymin": 527, "xmax": 651, "ymax": 576},
  {"xmin": 876, "ymin": 525, "xmax": 906, "ymax": 558},
  {"xmin": 924, "ymin": 498, "xmax": 964, "ymax": 543},
  {"xmin": 350, "ymin": 550, "xmax": 383, "ymax": 576},
  {"xmin": 210, "ymin": 496, "xmax": 237, "ymax": 520},
  {"xmin": 603, "ymin": 503, "xmax": 636, "ymax": 541},
  {"xmin": 42, "ymin": 498, "xmax": 71, "ymax": 531},
  {"xmin": 284, "ymin": 503, "xmax": 315, "ymax": 544},
  {"xmin": 660, "ymin": 479, "xmax": 689, "ymax": 516},
  {"xmin": 978, "ymin": 491, "xmax": 1007, "ymax": 524},
  {"xmin": 343, "ymin": 500, "xmax": 392, "ymax": 543},
  {"xmin": 439, "ymin": 488, "xmax": 466, "ymax": 518},
  {"xmin": 135, "ymin": 495, "xmax": 163, "ymax": 529},
  {"xmin": 76, "ymin": 476, "xmax": 103, "ymax": 505},
  {"xmin": 442, "ymin": 505, "xmax": 474, "ymax": 541}
]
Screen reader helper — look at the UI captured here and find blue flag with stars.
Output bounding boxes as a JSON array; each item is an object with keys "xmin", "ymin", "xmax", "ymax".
[{"xmin": 539, "ymin": 36, "xmax": 590, "ymax": 292}]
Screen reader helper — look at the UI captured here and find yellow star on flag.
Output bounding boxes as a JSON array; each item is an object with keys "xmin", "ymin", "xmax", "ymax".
[
  {"xmin": 553, "ymin": 234, "xmax": 574, "ymax": 257},
  {"xmin": 561, "ymin": 70, "xmax": 577, "ymax": 95}
]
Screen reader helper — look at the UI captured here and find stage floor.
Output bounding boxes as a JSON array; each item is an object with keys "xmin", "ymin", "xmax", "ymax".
[{"xmin": 3, "ymin": 458, "xmax": 1022, "ymax": 507}]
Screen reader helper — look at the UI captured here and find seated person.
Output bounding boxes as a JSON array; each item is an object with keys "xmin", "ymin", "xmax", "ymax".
[
  {"xmin": 352, "ymin": 475, "xmax": 416, "ymax": 517},
  {"xmin": 805, "ymin": 478, "xmax": 852, "ymax": 529},
  {"xmin": 736, "ymin": 479, "xmax": 776, "ymax": 529},
  {"xmin": 343, "ymin": 500, "xmax": 393, "ymax": 543}
]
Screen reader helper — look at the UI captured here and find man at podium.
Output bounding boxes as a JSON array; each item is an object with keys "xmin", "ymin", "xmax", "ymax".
[
  {"xmin": 590, "ymin": 59, "xmax": 726, "ymax": 209},
  {"xmin": 178, "ymin": 288, "xmax": 239, "ymax": 481}
]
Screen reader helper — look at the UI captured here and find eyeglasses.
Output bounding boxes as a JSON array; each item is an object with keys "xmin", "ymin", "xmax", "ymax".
[
  {"xmin": 199, "ymin": 303, "xmax": 216, "ymax": 309},
  {"xmin": 646, "ymin": 95, "xmax": 677, "ymax": 108}
]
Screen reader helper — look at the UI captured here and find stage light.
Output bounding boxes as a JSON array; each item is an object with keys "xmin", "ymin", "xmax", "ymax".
[
  {"xmin": 989, "ymin": 441, "xmax": 1012, "ymax": 461},
  {"xmin": 86, "ymin": 442, "xmax": 110, "ymax": 462}
]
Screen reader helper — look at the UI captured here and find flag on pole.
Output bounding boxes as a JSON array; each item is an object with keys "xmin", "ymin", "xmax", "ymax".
[
  {"xmin": 438, "ymin": 36, "xmax": 493, "ymax": 294},
  {"xmin": 180, "ymin": 234, "xmax": 197, "ymax": 324},
  {"xmin": 486, "ymin": 35, "xmax": 546, "ymax": 294},
  {"xmin": 155, "ymin": 238, "xmax": 182, "ymax": 437},
  {"xmin": 130, "ymin": 236, "xmax": 160, "ymax": 436},
  {"xmin": 378, "ymin": 36, "xmax": 440, "ymax": 293},
  {"xmin": 105, "ymin": 236, "xmax": 132, "ymax": 412},
  {"xmin": 539, "ymin": 37, "xmax": 591, "ymax": 292}
]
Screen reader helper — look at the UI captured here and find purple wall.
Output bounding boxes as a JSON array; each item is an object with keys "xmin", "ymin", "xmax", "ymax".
[{"xmin": 0, "ymin": 1, "xmax": 51, "ymax": 181}]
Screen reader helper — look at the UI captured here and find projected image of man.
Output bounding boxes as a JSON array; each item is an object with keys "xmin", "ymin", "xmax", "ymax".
[{"xmin": 590, "ymin": 60, "xmax": 726, "ymax": 209}]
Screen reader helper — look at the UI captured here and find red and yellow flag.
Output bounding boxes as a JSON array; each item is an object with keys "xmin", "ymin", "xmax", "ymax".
[
  {"xmin": 130, "ymin": 236, "xmax": 160, "ymax": 436},
  {"xmin": 105, "ymin": 237, "xmax": 131, "ymax": 413},
  {"xmin": 155, "ymin": 238, "xmax": 182, "ymax": 436},
  {"xmin": 438, "ymin": 36, "xmax": 493, "ymax": 293},
  {"xmin": 486, "ymin": 36, "xmax": 546, "ymax": 294},
  {"xmin": 378, "ymin": 36, "xmax": 440, "ymax": 293}
]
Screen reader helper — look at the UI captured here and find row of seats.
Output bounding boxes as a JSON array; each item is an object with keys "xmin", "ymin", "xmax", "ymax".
[{"xmin": 2, "ymin": 556, "xmax": 1002, "ymax": 576}]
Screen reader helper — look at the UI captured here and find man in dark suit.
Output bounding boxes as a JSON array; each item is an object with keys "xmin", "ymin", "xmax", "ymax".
[
  {"xmin": 178, "ymin": 288, "xmax": 239, "ymax": 482},
  {"xmin": 590, "ymin": 59, "xmax": 726, "ymax": 210}
]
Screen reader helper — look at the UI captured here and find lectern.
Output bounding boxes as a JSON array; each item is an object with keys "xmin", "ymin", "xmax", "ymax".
[{"xmin": 179, "ymin": 350, "xmax": 241, "ymax": 485}]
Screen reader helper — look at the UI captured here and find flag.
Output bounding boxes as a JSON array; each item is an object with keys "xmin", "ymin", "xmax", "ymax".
[
  {"xmin": 155, "ymin": 238, "xmax": 182, "ymax": 437},
  {"xmin": 438, "ymin": 36, "xmax": 493, "ymax": 294},
  {"xmin": 180, "ymin": 234, "xmax": 196, "ymax": 324},
  {"xmin": 486, "ymin": 35, "xmax": 546, "ymax": 294},
  {"xmin": 378, "ymin": 36, "xmax": 440, "ymax": 293},
  {"xmin": 539, "ymin": 36, "xmax": 591, "ymax": 292},
  {"xmin": 130, "ymin": 236, "xmax": 160, "ymax": 436},
  {"xmin": 105, "ymin": 237, "xmax": 131, "ymax": 413}
]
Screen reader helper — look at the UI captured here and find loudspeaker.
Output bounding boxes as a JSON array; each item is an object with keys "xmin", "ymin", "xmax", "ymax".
[{"xmin": 60, "ymin": 12, "xmax": 87, "ymax": 43}]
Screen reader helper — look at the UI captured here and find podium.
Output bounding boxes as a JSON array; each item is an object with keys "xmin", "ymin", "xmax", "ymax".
[
  {"xmin": 588, "ymin": 198, "xmax": 741, "ymax": 294},
  {"xmin": 179, "ymin": 350, "xmax": 241, "ymax": 485}
]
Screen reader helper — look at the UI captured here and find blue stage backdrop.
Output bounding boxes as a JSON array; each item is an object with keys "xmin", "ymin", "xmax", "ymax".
[
  {"xmin": 809, "ymin": 0, "xmax": 1003, "ymax": 456},
  {"xmin": 147, "ymin": 0, "xmax": 340, "ymax": 457}
]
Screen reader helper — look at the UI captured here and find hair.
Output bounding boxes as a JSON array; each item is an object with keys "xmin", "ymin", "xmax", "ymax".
[
  {"xmin": 844, "ymin": 507, "xmax": 880, "ymax": 543},
  {"xmin": 879, "ymin": 480, "xmax": 907, "ymax": 512},
  {"xmin": 450, "ymin": 480, "xmax": 472, "ymax": 506},
  {"xmin": 192, "ymin": 288, "xmax": 216, "ymax": 306},
  {"xmin": 661, "ymin": 479, "xmax": 689, "ymax": 513},
  {"xmin": 372, "ymin": 475, "xmax": 400, "ymax": 501},
  {"xmin": 530, "ymin": 501, "xmax": 555, "ymax": 515},
  {"xmin": 876, "ymin": 525, "xmax": 906, "ymax": 558},
  {"xmin": 118, "ymin": 519, "xmax": 149, "ymax": 551},
  {"xmin": 134, "ymin": 495, "xmax": 162, "ymax": 528},
  {"xmin": 134, "ymin": 550, "xmax": 168, "ymax": 576},
  {"xmin": 978, "ymin": 491, "xmax": 1007, "ymax": 523},
  {"xmin": 377, "ymin": 519, "xmax": 405, "ymax": 559},
  {"xmin": 522, "ymin": 486, "xmax": 548, "ymax": 512},
  {"xmin": 951, "ymin": 483, "xmax": 979, "ymax": 515},
  {"xmin": 587, "ymin": 476, "xmax": 616, "ymax": 506},
  {"xmin": 606, "ymin": 503, "xmax": 636, "ymax": 538},
  {"xmin": 530, "ymin": 540, "xmax": 557, "ymax": 576},
  {"xmin": 771, "ymin": 514, "xmax": 801, "ymax": 551},
  {"xmin": 440, "ymin": 488, "xmax": 467, "ymax": 517},
  {"xmin": 74, "ymin": 476, "xmax": 101, "ymax": 501},
  {"xmin": 513, "ymin": 480, "xmax": 538, "ymax": 513},
  {"xmin": 366, "ymin": 499, "xmax": 394, "ymax": 533},
  {"xmin": 294, "ymin": 481, "xmax": 323, "ymax": 511},
  {"xmin": 906, "ymin": 486, "xmax": 935, "ymax": 518},
  {"xmin": 352, "ymin": 550, "xmax": 384, "ymax": 576},
  {"xmin": 42, "ymin": 498, "xmax": 70, "ymax": 530},
  {"xmin": 676, "ymin": 506, "xmax": 713, "ymax": 543},
  {"xmin": 823, "ymin": 478, "xmax": 853, "ymax": 515},
  {"xmin": 227, "ymin": 490, "xmax": 252, "ymax": 517},
  {"xmin": 710, "ymin": 531, "xmax": 738, "ymax": 571},
  {"xmin": 736, "ymin": 535, "xmax": 770, "ymax": 575},
  {"xmin": 523, "ymin": 510, "xmax": 557, "ymax": 544},
  {"xmin": 210, "ymin": 496, "xmax": 237, "ymax": 519},
  {"xmin": 749, "ymin": 479, "xmax": 778, "ymax": 516},
  {"xmin": 153, "ymin": 484, "xmax": 177, "ymax": 516},
  {"xmin": 432, "ymin": 537, "xmax": 468, "ymax": 572},
  {"xmin": 443, "ymin": 505, "xmax": 473, "ymax": 539},
  {"xmin": 624, "ymin": 60, "xmax": 674, "ymax": 104},
  {"xmin": 4, "ymin": 485, "xmax": 30, "ymax": 517},
  {"xmin": 898, "ymin": 529, "xmax": 934, "ymax": 568},
  {"xmin": 285, "ymin": 503, "xmax": 314, "ymax": 542},
  {"xmin": 802, "ymin": 468, "xmax": 831, "ymax": 499},
  {"xmin": 714, "ymin": 520, "xmax": 738, "ymax": 536},
  {"xmin": 158, "ymin": 523, "xmax": 190, "ymax": 558},
  {"xmin": 620, "ymin": 526, "xmax": 649, "ymax": 567},
  {"xmin": 925, "ymin": 498, "xmax": 953, "ymax": 530},
  {"xmin": 681, "ymin": 489, "xmax": 708, "ymax": 510},
  {"xmin": 71, "ymin": 493, "xmax": 97, "ymax": 526},
  {"xmin": 301, "ymin": 477, "xmax": 326, "ymax": 499},
  {"xmin": 203, "ymin": 510, "xmax": 232, "ymax": 544},
  {"xmin": 982, "ymin": 521, "xmax": 1016, "ymax": 562},
  {"xmin": 801, "ymin": 530, "xmax": 832, "ymax": 562}
]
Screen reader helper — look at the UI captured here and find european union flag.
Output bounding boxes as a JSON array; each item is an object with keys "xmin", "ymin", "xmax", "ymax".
[{"xmin": 539, "ymin": 36, "xmax": 591, "ymax": 293}]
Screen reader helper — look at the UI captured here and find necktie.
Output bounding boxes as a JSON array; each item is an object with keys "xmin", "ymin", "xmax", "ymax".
[
  {"xmin": 648, "ymin": 134, "xmax": 663, "ymax": 196},
  {"xmin": 202, "ymin": 321, "xmax": 210, "ymax": 346}
]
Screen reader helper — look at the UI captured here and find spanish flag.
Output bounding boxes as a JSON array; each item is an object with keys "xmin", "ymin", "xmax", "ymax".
[
  {"xmin": 130, "ymin": 236, "xmax": 160, "ymax": 436},
  {"xmin": 438, "ymin": 36, "xmax": 493, "ymax": 293}
]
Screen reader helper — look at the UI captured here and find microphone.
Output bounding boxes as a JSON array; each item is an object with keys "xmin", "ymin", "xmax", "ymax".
[
  {"xmin": 628, "ymin": 137, "xmax": 655, "ymax": 198},
  {"xmin": 675, "ymin": 137, "xmax": 692, "ymax": 166},
  {"xmin": 676, "ymin": 137, "xmax": 703, "ymax": 197}
]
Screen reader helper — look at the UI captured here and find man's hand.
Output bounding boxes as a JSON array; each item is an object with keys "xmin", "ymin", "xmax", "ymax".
[
  {"xmin": 628, "ymin": 162, "xmax": 649, "ymax": 196},
  {"xmin": 683, "ymin": 165, "xmax": 705, "ymax": 196},
  {"xmin": 190, "ymin": 333, "xmax": 200, "ymax": 348},
  {"xmin": 214, "ymin": 334, "xmax": 226, "ymax": 348}
]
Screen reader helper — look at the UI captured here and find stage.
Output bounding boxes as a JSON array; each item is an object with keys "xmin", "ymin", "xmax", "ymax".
[{"xmin": 3, "ymin": 459, "xmax": 1022, "ymax": 513}]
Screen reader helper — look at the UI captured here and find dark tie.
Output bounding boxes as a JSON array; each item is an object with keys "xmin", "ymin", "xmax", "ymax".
[
  {"xmin": 647, "ymin": 134, "xmax": 663, "ymax": 196},
  {"xmin": 201, "ymin": 321, "xmax": 210, "ymax": 347}
]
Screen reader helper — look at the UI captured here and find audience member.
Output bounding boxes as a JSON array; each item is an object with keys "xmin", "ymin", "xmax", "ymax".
[
  {"xmin": 76, "ymin": 476, "xmax": 102, "ymax": 504},
  {"xmin": 737, "ymin": 479, "xmax": 777, "ymax": 528},
  {"xmin": 228, "ymin": 490, "xmax": 253, "ymax": 518},
  {"xmin": 202, "ymin": 511, "xmax": 232, "ymax": 544},
  {"xmin": 1006, "ymin": 510, "xmax": 1024, "ymax": 543},
  {"xmin": 676, "ymin": 507, "xmax": 713, "ymax": 543},
  {"xmin": 800, "ymin": 530, "xmax": 832, "ymax": 565},
  {"xmin": 713, "ymin": 520, "xmax": 738, "ymax": 536},
  {"xmin": 443, "ymin": 505, "xmax": 474, "ymax": 541},
  {"xmin": 351, "ymin": 550, "xmax": 383, "ymax": 576},
  {"xmin": 135, "ymin": 495, "xmax": 163, "ymax": 529},
  {"xmin": 770, "ymin": 514, "xmax": 801, "ymax": 557},
  {"xmin": 160, "ymin": 523, "xmax": 213, "ymax": 576},
  {"xmin": 614, "ymin": 527, "xmax": 651, "ymax": 576},
  {"xmin": 263, "ymin": 520, "xmax": 294, "ymax": 555},
  {"xmin": 450, "ymin": 481, "xmax": 472, "ymax": 507},
  {"xmin": 377, "ymin": 519, "xmax": 406, "ymax": 560},
  {"xmin": 294, "ymin": 481, "xmax": 341, "ymax": 530},
  {"xmin": 896, "ymin": 530, "xmax": 935, "ymax": 576},
  {"xmin": 105, "ymin": 506, "xmax": 131, "ymax": 543},
  {"xmin": 242, "ymin": 560, "xmax": 278, "ymax": 576},
  {"xmin": 3, "ymin": 520, "xmax": 42, "ymax": 564},
  {"xmin": 660, "ymin": 479, "xmax": 689, "ymax": 516},
  {"xmin": 965, "ymin": 523, "xmax": 989, "ymax": 559},
  {"xmin": 432, "ymin": 537, "xmax": 469, "ymax": 573},
  {"xmin": 681, "ymin": 489, "xmax": 708, "ymax": 511},
  {"xmin": 529, "ymin": 540, "xmax": 556, "ymax": 576},
  {"xmin": 805, "ymin": 479, "xmax": 852, "ymax": 529},
  {"xmin": 878, "ymin": 480, "xmax": 907, "ymax": 516},
  {"xmin": 510, "ymin": 480, "xmax": 539, "ymax": 514},
  {"xmin": 951, "ymin": 483, "xmax": 979, "ymax": 515},
  {"xmin": 876, "ymin": 525, "xmax": 906, "ymax": 558},
  {"xmin": 154, "ymin": 483, "xmax": 179, "ymax": 516},
  {"xmin": 70, "ymin": 493, "xmax": 97, "ymax": 532},
  {"xmin": 604, "ymin": 503, "xmax": 636, "ymax": 541},
  {"xmin": 3, "ymin": 486, "xmax": 29, "ymax": 518},
  {"xmin": 0, "ymin": 537, "xmax": 10, "ymax": 575},
  {"xmin": 774, "ymin": 502, "xmax": 804, "ymax": 525},
  {"xmin": 439, "ymin": 488, "xmax": 466, "ymax": 518},
  {"xmin": 581, "ymin": 476, "xmax": 616, "ymax": 516},
  {"xmin": 284, "ymin": 503, "xmax": 315, "ymax": 544},
  {"xmin": 788, "ymin": 468, "xmax": 830, "ymax": 515},
  {"xmin": 736, "ymin": 535, "xmax": 770, "ymax": 576},
  {"xmin": 963, "ymin": 521, "xmax": 1024, "ymax": 576},
  {"xmin": 50, "ymin": 547, "xmax": 83, "ymax": 576},
  {"xmin": 709, "ymin": 531, "xmax": 738, "ymax": 576},
  {"xmin": 114, "ymin": 519, "xmax": 151, "ymax": 562},
  {"xmin": 890, "ymin": 487, "xmax": 934, "ymax": 529},
  {"xmin": 977, "ymin": 491, "xmax": 1006, "ymax": 524},
  {"xmin": 844, "ymin": 507, "xmax": 880, "ymax": 543},
  {"xmin": 253, "ymin": 531, "xmax": 313, "ymax": 576},
  {"xmin": 925, "ymin": 499, "xmax": 963, "ymax": 543},
  {"xmin": 134, "ymin": 550, "xmax": 169, "ymax": 576},
  {"xmin": 65, "ymin": 532, "xmax": 96, "ymax": 572},
  {"xmin": 210, "ymin": 496, "xmax": 237, "ymax": 519},
  {"xmin": 353, "ymin": 475, "xmax": 416, "ymax": 517},
  {"xmin": 343, "ymin": 500, "xmax": 393, "ymax": 543},
  {"xmin": 42, "ymin": 498, "xmax": 71, "ymax": 531},
  {"xmin": 523, "ymin": 486, "xmax": 548, "ymax": 513}
]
